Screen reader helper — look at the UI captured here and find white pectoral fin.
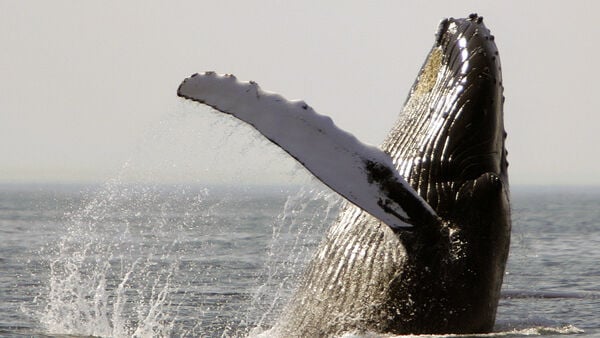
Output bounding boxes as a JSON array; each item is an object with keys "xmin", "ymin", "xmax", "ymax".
[{"xmin": 178, "ymin": 72, "xmax": 439, "ymax": 229}]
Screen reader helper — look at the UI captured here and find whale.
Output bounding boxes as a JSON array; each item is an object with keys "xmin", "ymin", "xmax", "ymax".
[{"xmin": 178, "ymin": 14, "xmax": 510, "ymax": 336}]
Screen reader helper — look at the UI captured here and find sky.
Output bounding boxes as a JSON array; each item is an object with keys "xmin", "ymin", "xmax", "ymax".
[{"xmin": 1, "ymin": 1, "xmax": 599, "ymax": 186}]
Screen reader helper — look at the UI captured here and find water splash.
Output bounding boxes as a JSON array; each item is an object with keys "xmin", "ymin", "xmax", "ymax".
[
  {"xmin": 26, "ymin": 173, "xmax": 340, "ymax": 337},
  {"xmin": 246, "ymin": 185, "xmax": 340, "ymax": 334},
  {"xmin": 32, "ymin": 180, "xmax": 210, "ymax": 337}
]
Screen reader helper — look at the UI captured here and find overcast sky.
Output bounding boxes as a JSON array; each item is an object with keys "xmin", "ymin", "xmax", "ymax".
[{"xmin": 1, "ymin": 1, "xmax": 599, "ymax": 186}]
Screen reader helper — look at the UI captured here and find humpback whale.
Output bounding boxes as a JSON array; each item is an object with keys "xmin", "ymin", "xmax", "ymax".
[{"xmin": 178, "ymin": 14, "xmax": 510, "ymax": 336}]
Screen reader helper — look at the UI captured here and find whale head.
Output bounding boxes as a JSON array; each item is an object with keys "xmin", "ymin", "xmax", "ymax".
[{"xmin": 385, "ymin": 15, "xmax": 508, "ymax": 219}]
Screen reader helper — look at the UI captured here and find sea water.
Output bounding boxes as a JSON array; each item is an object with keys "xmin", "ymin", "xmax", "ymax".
[{"xmin": 0, "ymin": 183, "xmax": 598, "ymax": 337}]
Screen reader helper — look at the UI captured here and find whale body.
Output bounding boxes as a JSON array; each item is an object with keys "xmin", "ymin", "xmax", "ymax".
[{"xmin": 178, "ymin": 14, "xmax": 510, "ymax": 336}]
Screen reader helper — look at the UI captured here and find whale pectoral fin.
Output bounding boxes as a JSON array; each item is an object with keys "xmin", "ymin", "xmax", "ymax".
[{"xmin": 178, "ymin": 72, "xmax": 440, "ymax": 229}]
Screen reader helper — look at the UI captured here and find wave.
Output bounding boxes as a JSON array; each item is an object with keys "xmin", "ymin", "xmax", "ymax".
[
  {"xmin": 335, "ymin": 324, "xmax": 583, "ymax": 337},
  {"xmin": 501, "ymin": 290, "xmax": 600, "ymax": 299}
]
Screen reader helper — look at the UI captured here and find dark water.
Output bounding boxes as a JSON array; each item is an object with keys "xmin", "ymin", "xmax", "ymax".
[{"xmin": 0, "ymin": 183, "xmax": 598, "ymax": 337}]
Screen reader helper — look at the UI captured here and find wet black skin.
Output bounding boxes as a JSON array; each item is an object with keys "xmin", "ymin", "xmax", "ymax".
[
  {"xmin": 276, "ymin": 15, "xmax": 510, "ymax": 335},
  {"xmin": 381, "ymin": 15, "xmax": 511, "ymax": 333}
]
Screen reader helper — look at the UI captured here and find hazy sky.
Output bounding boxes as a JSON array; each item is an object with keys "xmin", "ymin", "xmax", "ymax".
[{"xmin": 2, "ymin": 1, "xmax": 599, "ymax": 186}]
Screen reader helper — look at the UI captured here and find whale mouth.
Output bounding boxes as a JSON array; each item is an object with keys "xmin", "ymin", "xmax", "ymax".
[{"xmin": 386, "ymin": 14, "xmax": 507, "ymax": 209}]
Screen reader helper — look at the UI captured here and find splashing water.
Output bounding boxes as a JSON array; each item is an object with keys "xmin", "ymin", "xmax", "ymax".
[
  {"xmin": 28, "ymin": 174, "xmax": 340, "ymax": 337},
  {"xmin": 33, "ymin": 180, "xmax": 205, "ymax": 336},
  {"xmin": 246, "ymin": 187, "xmax": 340, "ymax": 335}
]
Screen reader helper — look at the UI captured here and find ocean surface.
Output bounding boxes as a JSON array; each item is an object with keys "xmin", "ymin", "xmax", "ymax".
[{"xmin": 0, "ymin": 183, "xmax": 598, "ymax": 337}]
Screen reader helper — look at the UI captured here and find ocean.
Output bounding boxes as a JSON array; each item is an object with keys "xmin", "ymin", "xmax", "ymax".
[{"xmin": 0, "ymin": 182, "xmax": 598, "ymax": 337}]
